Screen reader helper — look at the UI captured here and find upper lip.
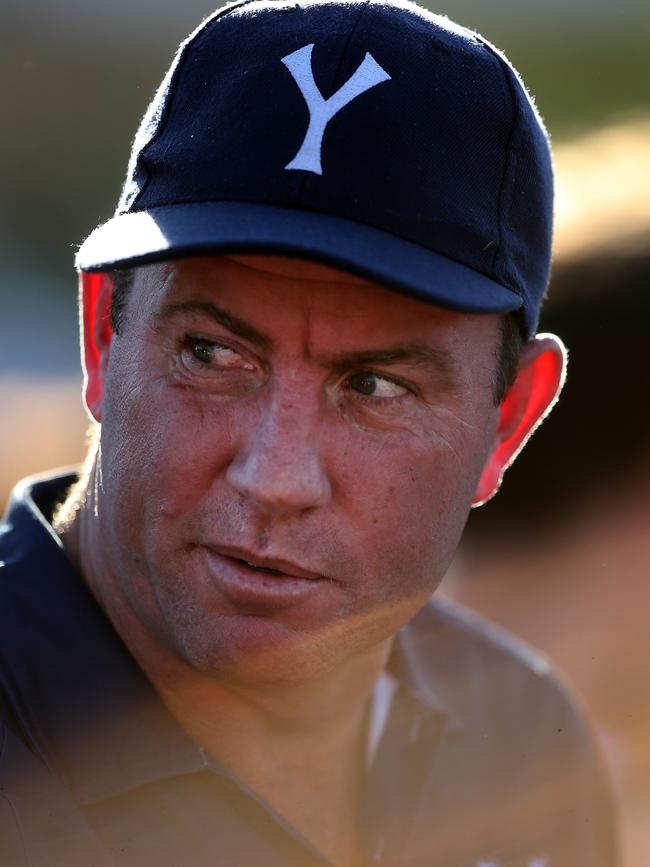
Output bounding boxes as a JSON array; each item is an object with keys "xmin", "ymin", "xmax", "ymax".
[{"xmin": 204, "ymin": 544, "xmax": 326, "ymax": 582}]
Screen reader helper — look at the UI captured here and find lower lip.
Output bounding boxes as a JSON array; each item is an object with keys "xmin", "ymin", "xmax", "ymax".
[{"xmin": 200, "ymin": 549, "xmax": 325, "ymax": 608}]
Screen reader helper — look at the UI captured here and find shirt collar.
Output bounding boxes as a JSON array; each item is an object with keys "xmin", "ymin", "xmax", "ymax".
[
  {"xmin": 0, "ymin": 472, "xmax": 459, "ymax": 805},
  {"xmin": 390, "ymin": 605, "xmax": 467, "ymax": 734}
]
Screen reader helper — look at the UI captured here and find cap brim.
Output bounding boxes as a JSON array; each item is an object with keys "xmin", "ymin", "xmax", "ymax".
[{"xmin": 76, "ymin": 201, "xmax": 523, "ymax": 316}]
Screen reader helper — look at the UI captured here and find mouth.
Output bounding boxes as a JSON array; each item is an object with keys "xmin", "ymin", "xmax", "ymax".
[
  {"xmin": 210, "ymin": 545, "xmax": 325, "ymax": 581},
  {"xmin": 199, "ymin": 545, "xmax": 328, "ymax": 608},
  {"xmin": 233, "ymin": 558, "xmax": 286, "ymax": 577}
]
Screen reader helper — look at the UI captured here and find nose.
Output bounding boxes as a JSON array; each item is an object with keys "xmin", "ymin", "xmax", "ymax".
[{"xmin": 226, "ymin": 391, "xmax": 332, "ymax": 516}]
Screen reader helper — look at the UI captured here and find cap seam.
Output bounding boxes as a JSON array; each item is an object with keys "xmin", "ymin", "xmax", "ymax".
[
  {"xmin": 488, "ymin": 46, "xmax": 521, "ymax": 288},
  {"xmin": 132, "ymin": 0, "xmax": 261, "ymax": 211}
]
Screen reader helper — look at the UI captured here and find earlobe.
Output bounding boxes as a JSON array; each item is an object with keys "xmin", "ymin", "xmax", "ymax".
[
  {"xmin": 81, "ymin": 271, "xmax": 114, "ymax": 423},
  {"xmin": 472, "ymin": 333, "xmax": 567, "ymax": 506}
]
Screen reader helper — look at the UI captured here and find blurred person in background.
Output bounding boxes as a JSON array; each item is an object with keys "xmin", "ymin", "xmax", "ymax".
[{"xmin": 0, "ymin": 1, "xmax": 618, "ymax": 865}]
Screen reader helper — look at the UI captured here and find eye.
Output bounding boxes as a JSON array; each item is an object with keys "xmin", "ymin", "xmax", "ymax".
[
  {"xmin": 183, "ymin": 338, "xmax": 254, "ymax": 370},
  {"xmin": 347, "ymin": 371, "xmax": 408, "ymax": 398}
]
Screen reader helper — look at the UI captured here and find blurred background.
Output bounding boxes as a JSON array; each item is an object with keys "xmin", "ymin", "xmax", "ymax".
[{"xmin": 2, "ymin": 0, "xmax": 649, "ymax": 862}]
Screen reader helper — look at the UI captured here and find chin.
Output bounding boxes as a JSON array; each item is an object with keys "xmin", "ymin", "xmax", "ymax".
[
  {"xmin": 167, "ymin": 594, "xmax": 422, "ymax": 688},
  {"xmin": 164, "ymin": 613, "xmax": 336, "ymax": 686}
]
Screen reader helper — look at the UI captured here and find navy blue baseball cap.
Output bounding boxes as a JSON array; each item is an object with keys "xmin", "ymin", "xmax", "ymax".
[{"xmin": 76, "ymin": 0, "xmax": 554, "ymax": 337}]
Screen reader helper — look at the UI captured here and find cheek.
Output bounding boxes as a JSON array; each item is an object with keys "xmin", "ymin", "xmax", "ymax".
[
  {"xmin": 99, "ymin": 362, "xmax": 243, "ymax": 533},
  {"xmin": 341, "ymin": 424, "xmax": 493, "ymax": 591}
]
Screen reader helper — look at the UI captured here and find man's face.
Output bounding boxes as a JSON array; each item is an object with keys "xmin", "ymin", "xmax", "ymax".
[{"xmin": 92, "ymin": 255, "xmax": 502, "ymax": 684}]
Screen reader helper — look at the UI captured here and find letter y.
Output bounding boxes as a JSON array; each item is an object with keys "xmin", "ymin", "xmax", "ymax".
[{"xmin": 282, "ymin": 43, "xmax": 391, "ymax": 175}]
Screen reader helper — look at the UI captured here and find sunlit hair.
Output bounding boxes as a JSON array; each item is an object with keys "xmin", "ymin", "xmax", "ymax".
[{"xmin": 52, "ymin": 425, "xmax": 100, "ymax": 535}]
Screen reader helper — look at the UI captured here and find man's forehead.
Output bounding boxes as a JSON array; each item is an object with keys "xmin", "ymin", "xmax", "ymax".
[{"xmin": 130, "ymin": 254, "xmax": 502, "ymax": 347}]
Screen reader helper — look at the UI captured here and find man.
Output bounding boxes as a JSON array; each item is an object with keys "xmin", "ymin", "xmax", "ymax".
[{"xmin": 0, "ymin": 1, "xmax": 617, "ymax": 865}]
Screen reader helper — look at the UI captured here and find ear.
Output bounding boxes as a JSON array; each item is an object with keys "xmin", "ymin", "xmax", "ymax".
[
  {"xmin": 80, "ymin": 271, "xmax": 114, "ymax": 423},
  {"xmin": 472, "ymin": 333, "xmax": 567, "ymax": 506}
]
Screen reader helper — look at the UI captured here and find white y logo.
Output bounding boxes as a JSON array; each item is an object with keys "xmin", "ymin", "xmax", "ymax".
[{"xmin": 281, "ymin": 43, "xmax": 391, "ymax": 175}]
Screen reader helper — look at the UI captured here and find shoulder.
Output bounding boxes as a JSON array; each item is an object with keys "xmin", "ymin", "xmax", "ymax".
[
  {"xmin": 403, "ymin": 594, "xmax": 583, "ymax": 731},
  {"xmin": 0, "ymin": 472, "xmax": 92, "ymax": 752},
  {"xmin": 0, "ymin": 474, "xmax": 124, "ymax": 866},
  {"xmin": 399, "ymin": 597, "xmax": 619, "ymax": 865},
  {"xmin": 0, "ymin": 471, "xmax": 78, "ymax": 665},
  {"xmin": 399, "ymin": 595, "xmax": 613, "ymax": 810}
]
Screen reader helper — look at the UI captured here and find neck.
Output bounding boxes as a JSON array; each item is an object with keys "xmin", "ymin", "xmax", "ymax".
[{"xmin": 154, "ymin": 635, "xmax": 390, "ymax": 751}]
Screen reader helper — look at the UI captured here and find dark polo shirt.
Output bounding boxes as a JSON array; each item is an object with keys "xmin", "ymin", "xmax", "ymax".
[{"xmin": 0, "ymin": 474, "xmax": 617, "ymax": 867}]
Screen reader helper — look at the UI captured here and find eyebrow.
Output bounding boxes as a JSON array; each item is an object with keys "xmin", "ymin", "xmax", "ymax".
[
  {"xmin": 327, "ymin": 344, "xmax": 457, "ymax": 380},
  {"xmin": 155, "ymin": 300, "xmax": 271, "ymax": 350}
]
